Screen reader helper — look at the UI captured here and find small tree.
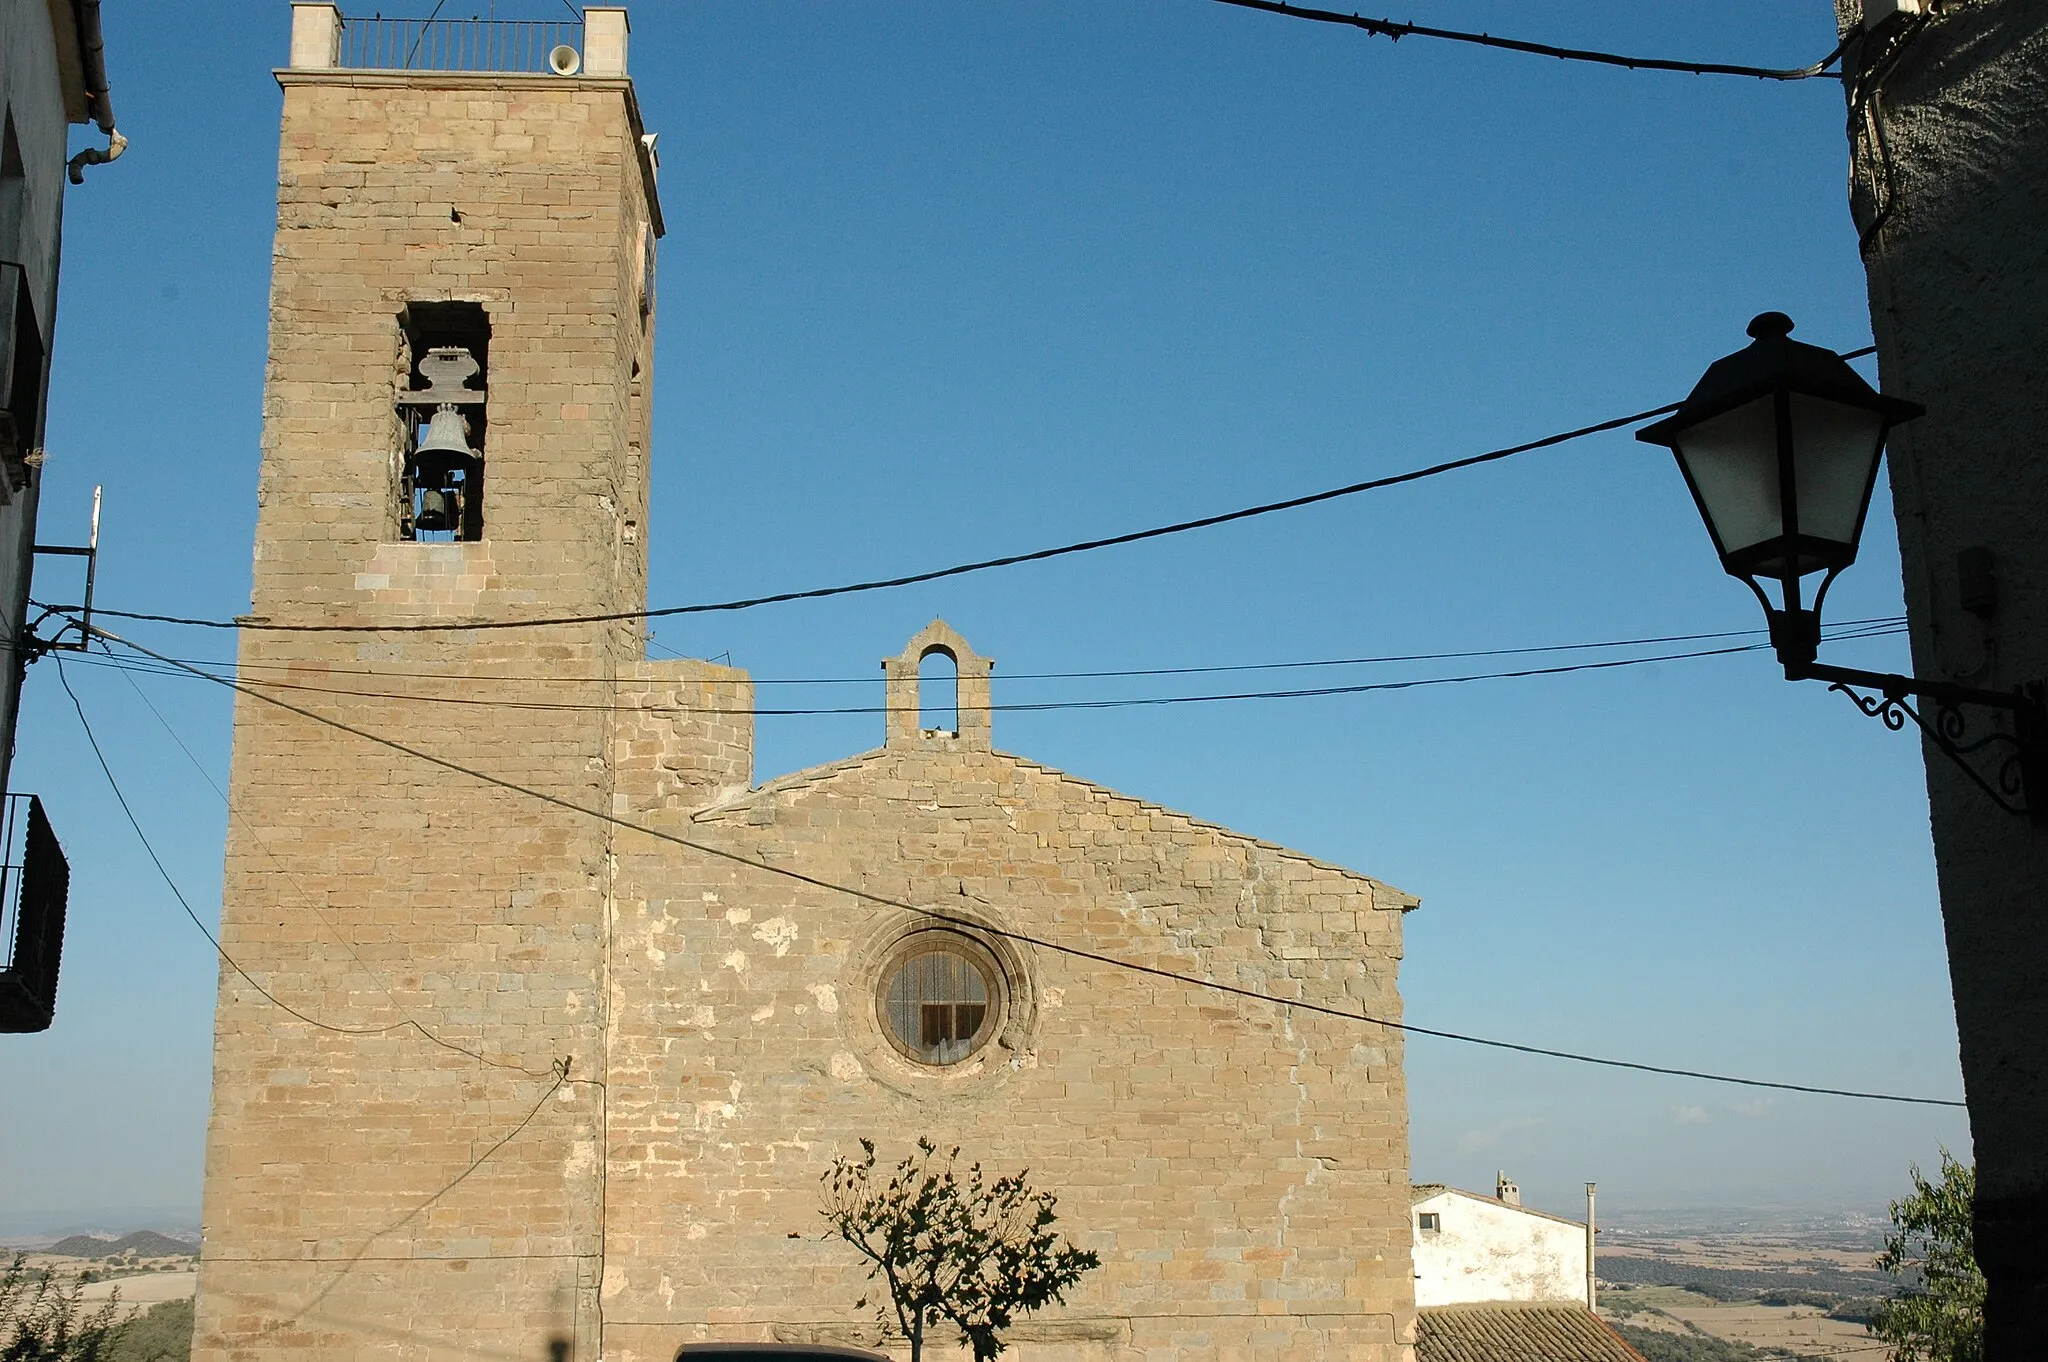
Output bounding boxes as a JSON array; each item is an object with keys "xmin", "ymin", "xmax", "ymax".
[
  {"xmin": 104, "ymin": 1300, "xmax": 192, "ymax": 1362},
  {"xmin": 820, "ymin": 1139, "xmax": 1100, "ymax": 1362},
  {"xmin": 1872, "ymin": 1150, "xmax": 1983, "ymax": 1362},
  {"xmin": 1, "ymin": 1255, "xmax": 124, "ymax": 1362}
]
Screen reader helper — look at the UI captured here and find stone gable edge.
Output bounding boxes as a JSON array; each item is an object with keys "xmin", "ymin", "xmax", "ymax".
[{"xmin": 686, "ymin": 743, "xmax": 1421, "ymax": 911}]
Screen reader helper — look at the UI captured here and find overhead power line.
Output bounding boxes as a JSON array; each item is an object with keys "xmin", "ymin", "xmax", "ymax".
[
  {"xmin": 88, "ymin": 403, "xmax": 1682, "ymax": 633},
  {"xmin": 94, "ymin": 625, "xmax": 1964, "ymax": 1110},
  {"xmin": 54, "ymin": 617, "xmax": 1911, "ymax": 689},
  {"xmin": 65, "ymin": 656, "xmax": 594, "ymax": 1343},
  {"xmin": 272, "ymin": 1054, "xmax": 575, "ymax": 1336},
  {"xmin": 74, "ymin": 349, "xmax": 1878, "ymax": 636},
  {"xmin": 55, "ymin": 653, "xmax": 568, "ymax": 1081},
  {"xmin": 71, "ymin": 625, "xmax": 1907, "ymax": 718},
  {"xmin": 1210, "ymin": 0, "xmax": 1850, "ymax": 81},
  {"xmin": 103, "ymin": 659, "xmax": 571, "ymax": 1079}
]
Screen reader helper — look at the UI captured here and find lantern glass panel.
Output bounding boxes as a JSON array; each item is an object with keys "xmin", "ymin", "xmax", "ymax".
[
  {"xmin": 1672, "ymin": 395, "xmax": 1781, "ymax": 562},
  {"xmin": 1787, "ymin": 393, "xmax": 1887, "ymax": 550}
]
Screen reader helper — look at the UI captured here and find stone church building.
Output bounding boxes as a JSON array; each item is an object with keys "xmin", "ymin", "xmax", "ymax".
[{"xmin": 195, "ymin": 8, "xmax": 1419, "ymax": 1362}]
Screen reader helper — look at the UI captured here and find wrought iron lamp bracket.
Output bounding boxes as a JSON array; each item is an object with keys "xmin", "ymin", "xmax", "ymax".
[{"xmin": 1792, "ymin": 660, "xmax": 2048, "ymax": 821}]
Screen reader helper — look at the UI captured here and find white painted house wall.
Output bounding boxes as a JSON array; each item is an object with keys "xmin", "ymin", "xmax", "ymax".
[{"xmin": 1411, "ymin": 1187, "xmax": 1589, "ymax": 1307}]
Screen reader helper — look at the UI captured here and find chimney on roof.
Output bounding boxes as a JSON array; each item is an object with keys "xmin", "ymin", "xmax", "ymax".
[
  {"xmin": 1495, "ymin": 1171, "xmax": 1520, "ymax": 1207},
  {"xmin": 1586, "ymin": 1182, "xmax": 1598, "ymax": 1312}
]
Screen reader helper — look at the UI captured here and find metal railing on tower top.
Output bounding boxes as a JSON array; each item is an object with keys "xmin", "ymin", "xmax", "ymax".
[{"xmin": 336, "ymin": 17, "xmax": 583, "ymax": 74}]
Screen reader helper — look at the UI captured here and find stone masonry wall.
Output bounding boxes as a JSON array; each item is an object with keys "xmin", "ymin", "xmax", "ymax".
[
  {"xmin": 1834, "ymin": 2, "xmax": 2048, "ymax": 1342},
  {"xmin": 601, "ymin": 631, "xmax": 1418, "ymax": 1362},
  {"xmin": 201, "ymin": 32, "xmax": 1419, "ymax": 1362},
  {"xmin": 0, "ymin": 0, "xmax": 76, "ymax": 805},
  {"xmin": 613, "ymin": 660, "xmax": 755, "ymax": 819},
  {"xmin": 195, "ymin": 67, "xmax": 660, "ymax": 1362}
]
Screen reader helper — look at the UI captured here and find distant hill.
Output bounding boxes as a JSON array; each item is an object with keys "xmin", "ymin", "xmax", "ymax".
[
  {"xmin": 43, "ymin": 1231, "xmax": 196, "ymax": 1258},
  {"xmin": 44, "ymin": 1235, "xmax": 116, "ymax": 1256}
]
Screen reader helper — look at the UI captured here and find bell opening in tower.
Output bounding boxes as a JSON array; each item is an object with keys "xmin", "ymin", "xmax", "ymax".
[{"xmin": 397, "ymin": 302, "xmax": 491, "ymax": 542}]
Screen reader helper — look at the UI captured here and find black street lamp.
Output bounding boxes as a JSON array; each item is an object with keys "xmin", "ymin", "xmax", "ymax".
[{"xmin": 1639, "ymin": 312, "xmax": 2048, "ymax": 819}]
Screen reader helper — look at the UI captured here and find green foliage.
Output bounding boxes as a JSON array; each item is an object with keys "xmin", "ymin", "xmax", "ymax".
[
  {"xmin": 1871, "ymin": 1150, "xmax": 1982, "ymax": 1362},
  {"xmin": 1679, "ymin": 1279, "xmax": 1751, "ymax": 1304},
  {"xmin": 104, "ymin": 1301, "xmax": 191, "ymax": 1362},
  {"xmin": 820, "ymin": 1138, "xmax": 1101, "ymax": 1362},
  {"xmin": 1598, "ymin": 1286, "xmax": 1734, "ymax": 1317},
  {"xmin": 1, "ymin": 1256, "xmax": 124, "ymax": 1362},
  {"xmin": 1826, "ymin": 1297, "xmax": 1885, "ymax": 1326}
]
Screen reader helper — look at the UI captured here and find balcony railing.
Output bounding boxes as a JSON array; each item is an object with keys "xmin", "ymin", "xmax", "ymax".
[
  {"xmin": 337, "ymin": 17, "xmax": 582, "ymax": 74},
  {"xmin": 0, "ymin": 794, "xmax": 70, "ymax": 1033}
]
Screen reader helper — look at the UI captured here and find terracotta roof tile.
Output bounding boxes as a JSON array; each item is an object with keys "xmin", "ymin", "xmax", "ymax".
[{"xmin": 1415, "ymin": 1304, "xmax": 1646, "ymax": 1362}]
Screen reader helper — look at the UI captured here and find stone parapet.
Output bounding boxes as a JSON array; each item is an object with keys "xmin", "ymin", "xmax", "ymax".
[{"xmin": 614, "ymin": 658, "xmax": 756, "ymax": 816}]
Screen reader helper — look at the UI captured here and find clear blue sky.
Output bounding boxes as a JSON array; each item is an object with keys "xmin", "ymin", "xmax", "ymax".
[{"xmin": 1, "ymin": 0, "xmax": 1968, "ymax": 1235}]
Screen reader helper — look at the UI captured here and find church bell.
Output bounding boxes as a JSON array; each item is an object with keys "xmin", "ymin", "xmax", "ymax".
[
  {"xmin": 412, "ymin": 486, "xmax": 459, "ymax": 532},
  {"xmin": 405, "ymin": 402, "xmax": 481, "ymax": 537},
  {"xmin": 412, "ymin": 404, "xmax": 477, "ymax": 482},
  {"xmin": 397, "ymin": 343, "xmax": 487, "ymax": 540}
]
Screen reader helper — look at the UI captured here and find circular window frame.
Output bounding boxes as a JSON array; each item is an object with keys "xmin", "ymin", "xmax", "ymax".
[
  {"xmin": 842, "ymin": 911, "xmax": 1037, "ymax": 1091},
  {"xmin": 874, "ymin": 930, "xmax": 1007, "ymax": 1068}
]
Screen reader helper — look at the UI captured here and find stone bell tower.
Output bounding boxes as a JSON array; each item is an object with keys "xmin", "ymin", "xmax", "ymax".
[{"xmin": 195, "ymin": 7, "xmax": 660, "ymax": 1361}]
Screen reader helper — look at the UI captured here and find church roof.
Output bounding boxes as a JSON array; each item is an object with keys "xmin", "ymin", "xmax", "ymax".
[
  {"xmin": 689, "ymin": 744, "xmax": 1417, "ymax": 907},
  {"xmin": 1415, "ymin": 1305, "xmax": 1645, "ymax": 1362}
]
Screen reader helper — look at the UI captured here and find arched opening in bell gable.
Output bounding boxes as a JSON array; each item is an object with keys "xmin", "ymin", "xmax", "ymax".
[{"xmin": 918, "ymin": 645, "xmax": 959, "ymax": 737}]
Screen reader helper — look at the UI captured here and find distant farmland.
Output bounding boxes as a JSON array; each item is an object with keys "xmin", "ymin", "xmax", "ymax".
[{"xmin": 1596, "ymin": 1254, "xmax": 1896, "ymax": 1301}]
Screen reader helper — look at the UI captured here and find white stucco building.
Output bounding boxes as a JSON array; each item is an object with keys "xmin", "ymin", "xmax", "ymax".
[
  {"xmin": 1411, "ymin": 1174, "xmax": 1593, "ymax": 1308},
  {"xmin": 0, "ymin": 0, "xmax": 119, "ymax": 1033}
]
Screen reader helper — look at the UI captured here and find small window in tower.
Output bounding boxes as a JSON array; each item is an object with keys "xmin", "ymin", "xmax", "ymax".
[
  {"xmin": 1418, "ymin": 1213, "xmax": 1441, "ymax": 1233},
  {"xmin": 878, "ymin": 932, "xmax": 1001, "ymax": 1067},
  {"xmin": 396, "ymin": 302, "xmax": 490, "ymax": 541}
]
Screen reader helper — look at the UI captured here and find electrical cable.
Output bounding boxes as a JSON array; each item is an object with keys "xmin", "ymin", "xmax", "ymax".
[
  {"xmin": 1846, "ymin": 13, "xmax": 1930, "ymax": 256},
  {"xmin": 93, "ymin": 624, "xmax": 1966, "ymax": 1110},
  {"xmin": 69, "ymin": 652, "xmax": 601, "ymax": 1341},
  {"xmin": 73, "ymin": 350, "xmax": 1881, "ymax": 636},
  {"xmin": 373, "ymin": 1059, "xmax": 572, "ymax": 1240},
  {"xmin": 44, "ymin": 616, "xmax": 1911, "ymax": 689},
  {"xmin": 1209, "ymin": 0, "xmax": 1850, "ymax": 80},
  {"xmin": 64, "ymin": 628, "xmax": 1908, "ymax": 718},
  {"xmin": 55, "ymin": 651, "xmax": 563, "ymax": 1080},
  {"xmin": 68, "ymin": 654, "xmax": 597, "ymax": 1340},
  {"xmin": 102, "ymin": 655, "xmax": 573, "ymax": 1079},
  {"xmin": 273, "ymin": 1057, "xmax": 574, "ymax": 1333},
  {"xmin": 87, "ymin": 404, "xmax": 1680, "ymax": 632},
  {"xmin": 403, "ymin": 0, "xmax": 451, "ymax": 71}
]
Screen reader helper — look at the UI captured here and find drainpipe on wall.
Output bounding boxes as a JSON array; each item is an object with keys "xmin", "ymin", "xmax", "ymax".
[
  {"xmin": 65, "ymin": 0, "xmax": 126, "ymax": 183},
  {"xmin": 1585, "ymin": 1182, "xmax": 1598, "ymax": 1312}
]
